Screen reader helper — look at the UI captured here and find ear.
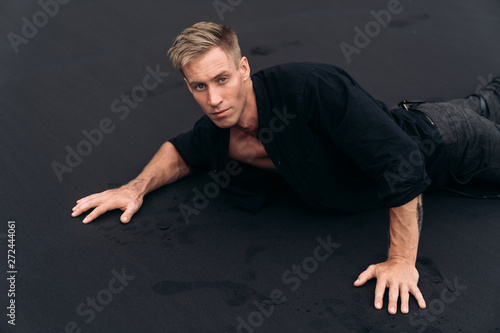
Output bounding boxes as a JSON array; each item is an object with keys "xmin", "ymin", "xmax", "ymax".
[
  {"xmin": 239, "ymin": 57, "xmax": 251, "ymax": 81},
  {"xmin": 184, "ymin": 77, "xmax": 193, "ymax": 94}
]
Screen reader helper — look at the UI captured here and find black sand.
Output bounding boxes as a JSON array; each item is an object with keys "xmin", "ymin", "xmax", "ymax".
[{"xmin": 1, "ymin": 1, "xmax": 499, "ymax": 332}]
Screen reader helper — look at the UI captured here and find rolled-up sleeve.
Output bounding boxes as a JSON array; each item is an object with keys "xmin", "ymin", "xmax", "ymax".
[
  {"xmin": 305, "ymin": 69, "xmax": 431, "ymax": 207},
  {"xmin": 168, "ymin": 116, "xmax": 212, "ymax": 171}
]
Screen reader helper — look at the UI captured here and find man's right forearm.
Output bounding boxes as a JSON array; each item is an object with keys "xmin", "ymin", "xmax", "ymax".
[
  {"xmin": 72, "ymin": 141, "xmax": 191, "ymax": 224},
  {"xmin": 127, "ymin": 141, "xmax": 192, "ymax": 197}
]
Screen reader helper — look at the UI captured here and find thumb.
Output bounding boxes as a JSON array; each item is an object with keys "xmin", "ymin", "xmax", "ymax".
[
  {"xmin": 120, "ymin": 203, "xmax": 140, "ymax": 223},
  {"xmin": 120, "ymin": 213, "xmax": 132, "ymax": 223},
  {"xmin": 354, "ymin": 264, "xmax": 376, "ymax": 287}
]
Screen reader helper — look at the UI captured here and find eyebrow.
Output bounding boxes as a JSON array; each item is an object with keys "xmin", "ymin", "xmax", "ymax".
[{"xmin": 188, "ymin": 71, "xmax": 230, "ymax": 86}]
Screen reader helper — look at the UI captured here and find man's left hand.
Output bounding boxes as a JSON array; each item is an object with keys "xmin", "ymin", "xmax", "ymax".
[{"xmin": 353, "ymin": 257, "xmax": 426, "ymax": 314}]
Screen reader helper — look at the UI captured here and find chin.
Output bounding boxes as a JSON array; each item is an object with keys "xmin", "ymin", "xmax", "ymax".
[
  {"xmin": 212, "ymin": 118, "xmax": 237, "ymax": 128},
  {"xmin": 210, "ymin": 111, "xmax": 239, "ymax": 128}
]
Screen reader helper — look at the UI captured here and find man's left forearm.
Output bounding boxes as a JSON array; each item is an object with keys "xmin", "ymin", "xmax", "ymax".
[
  {"xmin": 354, "ymin": 193, "xmax": 426, "ymax": 314},
  {"xmin": 388, "ymin": 194, "xmax": 423, "ymax": 264}
]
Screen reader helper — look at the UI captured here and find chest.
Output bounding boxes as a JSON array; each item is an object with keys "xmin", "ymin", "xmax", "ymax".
[{"xmin": 228, "ymin": 128, "xmax": 276, "ymax": 170}]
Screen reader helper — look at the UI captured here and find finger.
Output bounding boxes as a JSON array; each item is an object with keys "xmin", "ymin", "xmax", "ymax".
[
  {"xmin": 410, "ymin": 284, "xmax": 426, "ymax": 309},
  {"xmin": 72, "ymin": 203, "xmax": 89, "ymax": 217},
  {"xmin": 72, "ymin": 199, "xmax": 88, "ymax": 213},
  {"xmin": 354, "ymin": 265, "xmax": 376, "ymax": 287},
  {"xmin": 76, "ymin": 196, "xmax": 88, "ymax": 204},
  {"xmin": 374, "ymin": 276, "xmax": 387, "ymax": 310},
  {"xmin": 72, "ymin": 201, "xmax": 92, "ymax": 215},
  {"xmin": 121, "ymin": 199, "xmax": 142, "ymax": 223},
  {"xmin": 76, "ymin": 194, "xmax": 99, "ymax": 204},
  {"xmin": 82, "ymin": 204, "xmax": 111, "ymax": 224},
  {"xmin": 75, "ymin": 193, "xmax": 102, "ymax": 206},
  {"xmin": 387, "ymin": 281, "xmax": 399, "ymax": 314},
  {"xmin": 71, "ymin": 208, "xmax": 82, "ymax": 217},
  {"xmin": 72, "ymin": 193, "xmax": 108, "ymax": 216},
  {"xmin": 72, "ymin": 197, "xmax": 92, "ymax": 213},
  {"xmin": 400, "ymin": 284, "xmax": 410, "ymax": 314},
  {"xmin": 120, "ymin": 203, "xmax": 140, "ymax": 224},
  {"xmin": 75, "ymin": 190, "xmax": 112, "ymax": 208},
  {"xmin": 72, "ymin": 200, "xmax": 96, "ymax": 217}
]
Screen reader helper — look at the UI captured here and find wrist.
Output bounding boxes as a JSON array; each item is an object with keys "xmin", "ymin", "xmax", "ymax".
[
  {"xmin": 126, "ymin": 178, "xmax": 149, "ymax": 197},
  {"xmin": 387, "ymin": 251, "xmax": 417, "ymax": 265}
]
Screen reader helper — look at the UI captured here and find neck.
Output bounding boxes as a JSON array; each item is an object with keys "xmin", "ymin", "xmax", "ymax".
[{"xmin": 234, "ymin": 79, "xmax": 259, "ymax": 136}]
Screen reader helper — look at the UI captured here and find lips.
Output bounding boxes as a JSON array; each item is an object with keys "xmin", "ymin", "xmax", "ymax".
[{"xmin": 212, "ymin": 108, "xmax": 229, "ymax": 117}]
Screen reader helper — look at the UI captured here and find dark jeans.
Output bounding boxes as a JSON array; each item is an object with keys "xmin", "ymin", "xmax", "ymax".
[{"xmin": 412, "ymin": 77, "xmax": 500, "ymax": 184}]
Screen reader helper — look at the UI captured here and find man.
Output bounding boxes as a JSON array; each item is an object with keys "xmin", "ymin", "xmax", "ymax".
[{"xmin": 71, "ymin": 22, "xmax": 500, "ymax": 315}]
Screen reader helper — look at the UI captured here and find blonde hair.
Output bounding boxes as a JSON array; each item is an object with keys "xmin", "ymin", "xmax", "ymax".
[{"xmin": 167, "ymin": 22, "xmax": 241, "ymax": 74}]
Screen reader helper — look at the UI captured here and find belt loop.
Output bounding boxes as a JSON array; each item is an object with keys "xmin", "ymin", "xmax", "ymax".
[{"xmin": 397, "ymin": 100, "xmax": 427, "ymax": 111}]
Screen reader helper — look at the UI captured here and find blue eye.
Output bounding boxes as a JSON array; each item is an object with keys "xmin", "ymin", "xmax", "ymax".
[
  {"xmin": 196, "ymin": 84, "xmax": 205, "ymax": 90},
  {"xmin": 220, "ymin": 78, "xmax": 227, "ymax": 83}
]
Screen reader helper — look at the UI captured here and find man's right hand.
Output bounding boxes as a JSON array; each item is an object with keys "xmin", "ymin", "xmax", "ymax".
[
  {"xmin": 71, "ymin": 184, "xmax": 144, "ymax": 224},
  {"xmin": 71, "ymin": 142, "xmax": 191, "ymax": 224}
]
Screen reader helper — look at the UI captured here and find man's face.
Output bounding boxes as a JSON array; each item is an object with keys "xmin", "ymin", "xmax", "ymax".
[{"xmin": 183, "ymin": 47, "xmax": 250, "ymax": 128}]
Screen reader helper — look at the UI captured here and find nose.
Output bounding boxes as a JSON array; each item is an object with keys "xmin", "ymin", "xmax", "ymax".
[{"xmin": 207, "ymin": 86, "xmax": 223, "ymax": 107}]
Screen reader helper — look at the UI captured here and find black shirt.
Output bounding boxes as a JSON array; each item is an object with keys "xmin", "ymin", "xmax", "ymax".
[{"xmin": 169, "ymin": 63, "xmax": 446, "ymax": 212}]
